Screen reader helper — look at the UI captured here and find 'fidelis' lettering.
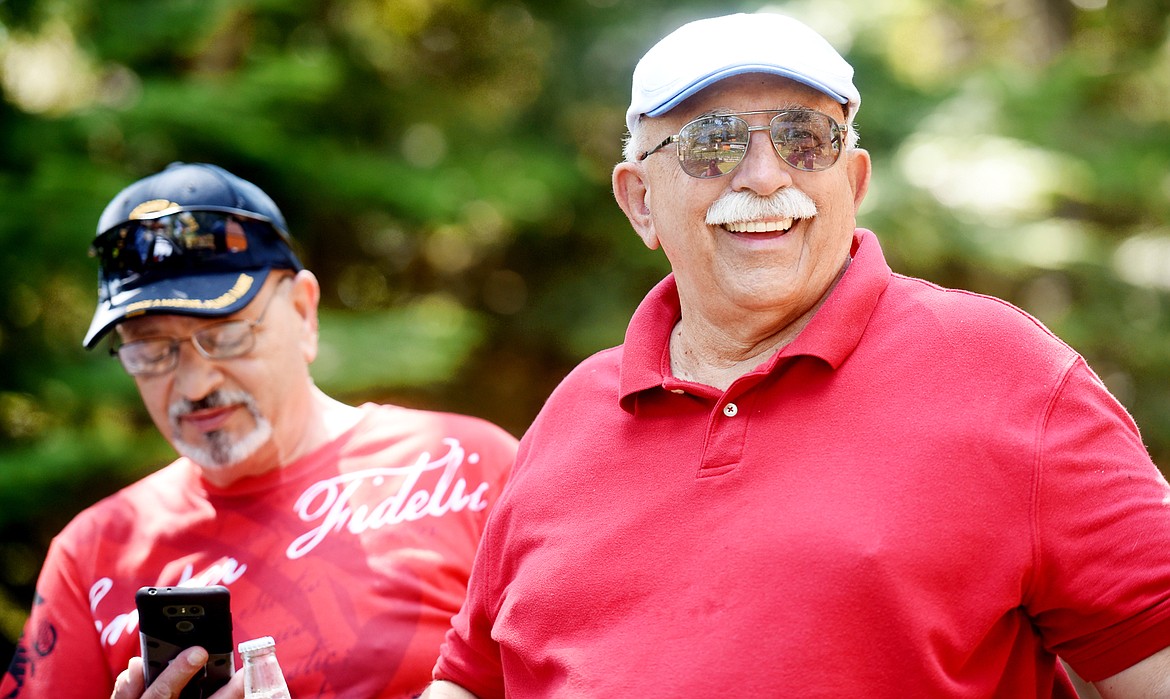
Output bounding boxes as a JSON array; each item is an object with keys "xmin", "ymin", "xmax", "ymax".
[{"xmin": 287, "ymin": 437, "xmax": 490, "ymax": 559}]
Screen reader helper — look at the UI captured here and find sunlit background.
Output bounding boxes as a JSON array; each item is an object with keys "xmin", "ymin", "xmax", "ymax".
[{"xmin": 2, "ymin": 0, "xmax": 1168, "ymax": 663}]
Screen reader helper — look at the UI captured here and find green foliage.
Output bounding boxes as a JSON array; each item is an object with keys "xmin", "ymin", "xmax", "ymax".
[
  {"xmin": 313, "ymin": 295, "xmax": 485, "ymax": 395},
  {"xmin": 2, "ymin": 0, "xmax": 1170, "ymax": 663}
]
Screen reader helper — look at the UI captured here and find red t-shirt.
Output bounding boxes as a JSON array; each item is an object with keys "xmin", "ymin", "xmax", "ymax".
[
  {"xmin": 434, "ymin": 230, "xmax": 1170, "ymax": 697},
  {"xmin": 3, "ymin": 403, "xmax": 516, "ymax": 699}
]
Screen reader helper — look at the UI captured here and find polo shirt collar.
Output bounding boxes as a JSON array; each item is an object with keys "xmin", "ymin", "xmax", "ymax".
[{"xmin": 618, "ymin": 228, "xmax": 891, "ymax": 405}]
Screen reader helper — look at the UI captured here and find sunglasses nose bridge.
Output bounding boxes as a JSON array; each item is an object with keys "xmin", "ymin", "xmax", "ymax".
[
  {"xmin": 740, "ymin": 122, "xmax": 794, "ymax": 174},
  {"xmin": 745, "ymin": 123, "xmax": 772, "ymax": 151}
]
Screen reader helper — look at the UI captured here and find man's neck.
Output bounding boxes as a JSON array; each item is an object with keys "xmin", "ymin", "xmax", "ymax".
[
  {"xmin": 668, "ymin": 308, "xmax": 814, "ymax": 391},
  {"xmin": 669, "ymin": 258, "xmax": 850, "ymax": 392},
  {"xmin": 197, "ymin": 387, "xmax": 363, "ymax": 489}
]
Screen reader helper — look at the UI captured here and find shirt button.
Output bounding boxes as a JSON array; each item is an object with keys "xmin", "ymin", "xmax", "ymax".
[{"xmin": 723, "ymin": 403, "xmax": 738, "ymax": 417}]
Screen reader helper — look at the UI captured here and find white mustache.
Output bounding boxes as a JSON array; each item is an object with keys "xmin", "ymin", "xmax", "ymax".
[{"xmin": 706, "ymin": 188, "xmax": 818, "ymax": 226}]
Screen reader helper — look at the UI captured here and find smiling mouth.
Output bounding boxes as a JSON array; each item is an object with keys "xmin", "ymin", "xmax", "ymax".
[{"xmin": 723, "ymin": 218, "xmax": 796, "ymax": 234}]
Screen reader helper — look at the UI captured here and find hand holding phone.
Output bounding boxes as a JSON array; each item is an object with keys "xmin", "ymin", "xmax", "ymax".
[
  {"xmin": 113, "ymin": 649, "xmax": 244, "ymax": 699},
  {"xmin": 136, "ymin": 586, "xmax": 234, "ymax": 699}
]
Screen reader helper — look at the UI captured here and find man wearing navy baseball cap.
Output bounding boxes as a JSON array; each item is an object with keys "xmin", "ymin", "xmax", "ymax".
[
  {"xmin": 3, "ymin": 163, "xmax": 518, "ymax": 699},
  {"xmin": 425, "ymin": 12, "xmax": 1170, "ymax": 698}
]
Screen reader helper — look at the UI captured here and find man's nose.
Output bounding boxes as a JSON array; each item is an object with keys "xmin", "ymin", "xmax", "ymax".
[
  {"xmin": 728, "ymin": 130, "xmax": 795, "ymax": 197},
  {"xmin": 172, "ymin": 341, "xmax": 225, "ymax": 402}
]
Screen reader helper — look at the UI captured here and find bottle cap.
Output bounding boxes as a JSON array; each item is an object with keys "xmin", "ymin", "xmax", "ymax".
[{"xmin": 238, "ymin": 636, "xmax": 276, "ymax": 655}]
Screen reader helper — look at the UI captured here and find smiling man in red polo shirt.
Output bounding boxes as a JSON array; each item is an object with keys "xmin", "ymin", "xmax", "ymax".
[{"xmin": 422, "ymin": 11, "xmax": 1170, "ymax": 699}]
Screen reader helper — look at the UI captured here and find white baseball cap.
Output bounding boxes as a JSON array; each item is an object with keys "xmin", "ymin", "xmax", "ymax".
[{"xmin": 626, "ymin": 13, "xmax": 860, "ymax": 133}]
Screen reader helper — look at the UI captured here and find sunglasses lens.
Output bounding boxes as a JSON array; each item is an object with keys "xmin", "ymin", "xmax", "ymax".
[
  {"xmin": 90, "ymin": 211, "xmax": 297, "ymax": 299},
  {"xmin": 677, "ymin": 115, "xmax": 750, "ymax": 178},
  {"xmin": 94, "ymin": 212, "xmax": 252, "ymax": 279},
  {"xmin": 674, "ymin": 111, "xmax": 843, "ymax": 177},
  {"xmin": 771, "ymin": 111, "xmax": 841, "ymax": 172}
]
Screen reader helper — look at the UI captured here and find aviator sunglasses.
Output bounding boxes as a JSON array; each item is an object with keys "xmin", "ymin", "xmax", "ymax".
[
  {"xmin": 90, "ymin": 209, "xmax": 299, "ymax": 293},
  {"xmin": 637, "ymin": 109, "xmax": 846, "ymax": 178}
]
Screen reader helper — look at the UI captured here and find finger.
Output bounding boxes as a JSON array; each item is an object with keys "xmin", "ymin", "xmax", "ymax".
[
  {"xmin": 142, "ymin": 646, "xmax": 209, "ymax": 699},
  {"xmin": 110, "ymin": 657, "xmax": 144, "ymax": 699},
  {"xmin": 207, "ymin": 668, "xmax": 245, "ymax": 699},
  {"xmin": 128, "ymin": 655, "xmax": 144, "ymax": 677}
]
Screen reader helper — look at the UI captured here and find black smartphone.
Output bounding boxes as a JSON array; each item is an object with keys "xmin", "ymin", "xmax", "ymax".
[{"xmin": 136, "ymin": 585, "xmax": 234, "ymax": 699}]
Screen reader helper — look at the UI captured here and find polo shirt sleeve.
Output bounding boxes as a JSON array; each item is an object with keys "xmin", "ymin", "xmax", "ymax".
[
  {"xmin": 433, "ymin": 509, "xmax": 507, "ymax": 699},
  {"xmin": 1027, "ymin": 356, "xmax": 1170, "ymax": 681}
]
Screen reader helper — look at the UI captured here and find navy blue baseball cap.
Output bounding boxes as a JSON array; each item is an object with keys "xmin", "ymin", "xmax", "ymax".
[{"xmin": 84, "ymin": 162, "xmax": 304, "ymax": 349}]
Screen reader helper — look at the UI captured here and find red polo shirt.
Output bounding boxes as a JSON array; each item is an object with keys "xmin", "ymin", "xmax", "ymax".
[{"xmin": 435, "ymin": 229, "xmax": 1170, "ymax": 697}]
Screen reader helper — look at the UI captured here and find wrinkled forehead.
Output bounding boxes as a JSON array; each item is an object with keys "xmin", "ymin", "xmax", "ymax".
[{"xmin": 658, "ymin": 73, "xmax": 847, "ymax": 127}]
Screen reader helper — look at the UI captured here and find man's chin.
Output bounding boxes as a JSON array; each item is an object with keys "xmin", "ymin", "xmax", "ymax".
[
  {"xmin": 176, "ymin": 444, "xmax": 247, "ymax": 470},
  {"xmin": 174, "ymin": 422, "xmax": 273, "ymax": 470}
]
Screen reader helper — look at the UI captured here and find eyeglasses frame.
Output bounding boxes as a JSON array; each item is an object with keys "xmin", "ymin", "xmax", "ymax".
[
  {"xmin": 636, "ymin": 108, "xmax": 848, "ymax": 178},
  {"xmin": 110, "ymin": 276, "xmax": 292, "ymax": 377}
]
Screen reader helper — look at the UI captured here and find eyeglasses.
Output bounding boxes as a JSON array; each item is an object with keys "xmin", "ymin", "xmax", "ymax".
[
  {"xmin": 90, "ymin": 210, "xmax": 300, "ymax": 297},
  {"xmin": 111, "ymin": 278, "xmax": 289, "ymax": 376},
  {"xmin": 637, "ymin": 109, "xmax": 846, "ymax": 178}
]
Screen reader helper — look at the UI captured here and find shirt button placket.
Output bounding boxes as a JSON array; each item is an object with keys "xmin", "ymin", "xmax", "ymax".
[{"xmin": 700, "ymin": 399, "xmax": 747, "ymax": 475}]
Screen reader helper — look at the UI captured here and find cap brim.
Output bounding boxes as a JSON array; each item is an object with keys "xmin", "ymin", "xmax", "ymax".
[{"xmin": 83, "ymin": 269, "xmax": 270, "ymax": 349}]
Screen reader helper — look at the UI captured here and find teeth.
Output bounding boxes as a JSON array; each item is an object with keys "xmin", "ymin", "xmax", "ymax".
[{"xmin": 724, "ymin": 218, "xmax": 794, "ymax": 233}]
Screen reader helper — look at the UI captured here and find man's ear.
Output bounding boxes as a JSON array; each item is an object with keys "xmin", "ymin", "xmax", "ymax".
[
  {"xmin": 288, "ymin": 270, "xmax": 321, "ymax": 363},
  {"xmin": 613, "ymin": 161, "xmax": 660, "ymax": 250},
  {"xmin": 846, "ymin": 148, "xmax": 872, "ymax": 212}
]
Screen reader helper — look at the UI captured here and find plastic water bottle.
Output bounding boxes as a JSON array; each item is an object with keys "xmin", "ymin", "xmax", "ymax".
[{"xmin": 238, "ymin": 636, "xmax": 292, "ymax": 699}]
